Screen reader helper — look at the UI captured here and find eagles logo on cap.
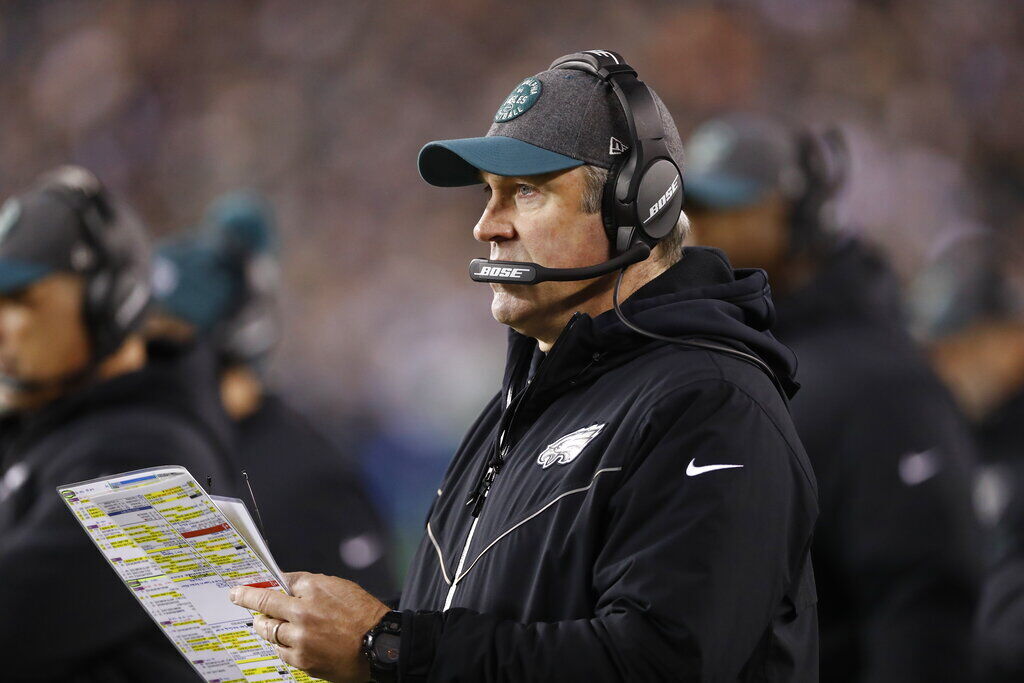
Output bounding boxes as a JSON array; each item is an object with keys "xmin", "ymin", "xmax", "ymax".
[{"xmin": 494, "ymin": 77, "xmax": 542, "ymax": 123}]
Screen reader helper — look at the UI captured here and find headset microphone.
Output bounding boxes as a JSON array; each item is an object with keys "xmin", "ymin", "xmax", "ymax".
[{"xmin": 469, "ymin": 242, "xmax": 650, "ymax": 285}]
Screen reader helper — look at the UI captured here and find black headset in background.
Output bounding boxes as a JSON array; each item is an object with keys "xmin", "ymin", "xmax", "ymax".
[
  {"xmin": 788, "ymin": 127, "xmax": 849, "ymax": 255},
  {"xmin": 39, "ymin": 167, "xmax": 151, "ymax": 364},
  {"xmin": 213, "ymin": 239, "xmax": 281, "ymax": 367}
]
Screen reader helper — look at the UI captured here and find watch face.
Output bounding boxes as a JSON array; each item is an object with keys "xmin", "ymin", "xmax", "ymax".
[{"xmin": 373, "ymin": 632, "xmax": 401, "ymax": 665}]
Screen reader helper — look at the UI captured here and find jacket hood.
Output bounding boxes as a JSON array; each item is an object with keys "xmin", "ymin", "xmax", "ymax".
[
  {"xmin": 773, "ymin": 239, "xmax": 905, "ymax": 338},
  {"xmin": 501, "ymin": 246, "xmax": 799, "ymax": 401}
]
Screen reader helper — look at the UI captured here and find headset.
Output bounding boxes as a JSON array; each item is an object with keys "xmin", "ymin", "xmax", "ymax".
[
  {"xmin": 468, "ymin": 51, "xmax": 792, "ymax": 399},
  {"xmin": 788, "ymin": 127, "xmax": 848, "ymax": 255},
  {"xmin": 39, "ymin": 166, "xmax": 152, "ymax": 365},
  {"xmin": 204, "ymin": 204, "xmax": 282, "ymax": 367},
  {"xmin": 563, "ymin": 50, "xmax": 685, "ymax": 256},
  {"xmin": 213, "ymin": 245, "xmax": 281, "ymax": 367}
]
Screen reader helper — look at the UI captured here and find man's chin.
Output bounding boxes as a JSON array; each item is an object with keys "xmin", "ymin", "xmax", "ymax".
[{"xmin": 490, "ymin": 290, "xmax": 534, "ymax": 329}]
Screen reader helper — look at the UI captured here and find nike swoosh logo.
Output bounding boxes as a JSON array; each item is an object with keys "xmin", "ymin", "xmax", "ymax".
[{"xmin": 686, "ymin": 459, "xmax": 744, "ymax": 477}]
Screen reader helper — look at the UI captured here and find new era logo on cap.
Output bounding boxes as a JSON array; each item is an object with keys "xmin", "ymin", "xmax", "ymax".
[{"xmin": 609, "ymin": 137, "xmax": 629, "ymax": 156}]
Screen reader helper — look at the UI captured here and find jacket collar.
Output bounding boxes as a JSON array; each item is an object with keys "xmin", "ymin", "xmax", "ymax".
[{"xmin": 498, "ymin": 246, "xmax": 798, "ymax": 410}]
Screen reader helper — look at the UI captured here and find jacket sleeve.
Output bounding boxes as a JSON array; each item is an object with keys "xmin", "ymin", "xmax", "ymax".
[
  {"xmin": 828, "ymin": 383, "xmax": 982, "ymax": 683},
  {"xmin": 398, "ymin": 379, "xmax": 818, "ymax": 682},
  {"xmin": 0, "ymin": 414, "xmax": 232, "ymax": 677}
]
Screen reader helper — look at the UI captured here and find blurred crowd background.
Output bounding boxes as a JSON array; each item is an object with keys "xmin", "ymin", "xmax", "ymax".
[{"xmin": 1, "ymin": 0, "xmax": 1021, "ymax": 572}]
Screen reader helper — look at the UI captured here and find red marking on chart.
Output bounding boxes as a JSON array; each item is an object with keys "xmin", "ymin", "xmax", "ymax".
[{"xmin": 181, "ymin": 523, "xmax": 230, "ymax": 538}]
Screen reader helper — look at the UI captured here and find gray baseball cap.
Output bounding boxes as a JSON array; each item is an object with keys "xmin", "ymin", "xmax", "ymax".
[
  {"xmin": 0, "ymin": 189, "xmax": 86, "ymax": 294},
  {"xmin": 418, "ymin": 61, "xmax": 684, "ymax": 186},
  {"xmin": 683, "ymin": 113, "xmax": 804, "ymax": 209}
]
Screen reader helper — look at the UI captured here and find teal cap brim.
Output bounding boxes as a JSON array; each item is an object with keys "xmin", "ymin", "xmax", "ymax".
[
  {"xmin": 418, "ymin": 136, "xmax": 584, "ymax": 187},
  {"xmin": 685, "ymin": 172, "xmax": 766, "ymax": 209},
  {"xmin": 0, "ymin": 260, "xmax": 53, "ymax": 294}
]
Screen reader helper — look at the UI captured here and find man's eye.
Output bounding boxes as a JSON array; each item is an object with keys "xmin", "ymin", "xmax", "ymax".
[{"xmin": 516, "ymin": 184, "xmax": 537, "ymax": 197}]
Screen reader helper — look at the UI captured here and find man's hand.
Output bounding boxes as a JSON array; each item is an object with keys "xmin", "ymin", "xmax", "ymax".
[{"xmin": 230, "ymin": 571, "xmax": 390, "ymax": 683}]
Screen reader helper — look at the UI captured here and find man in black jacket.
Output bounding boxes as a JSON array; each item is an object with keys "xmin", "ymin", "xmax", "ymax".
[
  {"xmin": 232, "ymin": 52, "xmax": 819, "ymax": 682},
  {"xmin": 684, "ymin": 113, "xmax": 982, "ymax": 682},
  {"xmin": 0, "ymin": 167, "xmax": 236, "ymax": 682},
  {"xmin": 930, "ymin": 311, "xmax": 1024, "ymax": 680}
]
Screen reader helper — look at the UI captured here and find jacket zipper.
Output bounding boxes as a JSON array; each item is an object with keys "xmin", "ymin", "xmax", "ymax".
[
  {"xmin": 443, "ymin": 315, "xmax": 586, "ymax": 609},
  {"xmin": 442, "ymin": 516, "xmax": 479, "ymax": 610},
  {"xmin": 465, "ymin": 314, "xmax": 585, "ymax": 517}
]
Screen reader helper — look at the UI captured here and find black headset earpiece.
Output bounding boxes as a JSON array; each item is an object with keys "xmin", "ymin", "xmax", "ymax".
[
  {"xmin": 39, "ymin": 167, "xmax": 151, "ymax": 362},
  {"xmin": 215, "ymin": 248, "xmax": 281, "ymax": 367},
  {"xmin": 789, "ymin": 127, "xmax": 849, "ymax": 254},
  {"xmin": 548, "ymin": 50, "xmax": 684, "ymax": 254}
]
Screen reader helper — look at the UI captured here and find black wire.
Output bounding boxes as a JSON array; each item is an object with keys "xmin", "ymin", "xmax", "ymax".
[{"xmin": 612, "ymin": 268, "xmax": 789, "ymax": 400}]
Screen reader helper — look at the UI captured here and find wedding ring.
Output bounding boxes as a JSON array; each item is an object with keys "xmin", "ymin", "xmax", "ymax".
[{"xmin": 271, "ymin": 620, "xmax": 284, "ymax": 646}]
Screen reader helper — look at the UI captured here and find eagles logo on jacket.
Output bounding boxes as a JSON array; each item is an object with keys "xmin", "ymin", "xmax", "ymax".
[{"xmin": 399, "ymin": 247, "xmax": 820, "ymax": 682}]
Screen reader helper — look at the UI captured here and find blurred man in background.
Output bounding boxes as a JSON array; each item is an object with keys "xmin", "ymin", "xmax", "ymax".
[
  {"xmin": 150, "ymin": 192, "xmax": 395, "ymax": 598},
  {"xmin": 684, "ymin": 113, "xmax": 983, "ymax": 683},
  {"xmin": 938, "ymin": 318, "xmax": 1024, "ymax": 682},
  {"xmin": 928, "ymin": 246, "xmax": 1024, "ymax": 681},
  {"xmin": 0, "ymin": 167, "xmax": 236, "ymax": 682}
]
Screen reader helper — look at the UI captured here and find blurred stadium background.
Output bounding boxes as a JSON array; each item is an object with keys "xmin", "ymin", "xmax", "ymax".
[{"xmin": 1, "ymin": 0, "xmax": 1020, "ymax": 575}]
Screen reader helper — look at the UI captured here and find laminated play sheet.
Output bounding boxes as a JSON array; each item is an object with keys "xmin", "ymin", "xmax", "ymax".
[{"xmin": 58, "ymin": 465, "xmax": 322, "ymax": 683}]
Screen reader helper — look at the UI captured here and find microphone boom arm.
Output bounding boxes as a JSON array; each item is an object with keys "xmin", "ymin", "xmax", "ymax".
[{"xmin": 469, "ymin": 242, "xmax": 652, "ymax": 285}]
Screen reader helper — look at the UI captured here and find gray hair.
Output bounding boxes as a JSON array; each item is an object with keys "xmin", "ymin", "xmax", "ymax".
[{"xmin": 580, "ymin": 165, "xmax": 689, "ymax": 264}]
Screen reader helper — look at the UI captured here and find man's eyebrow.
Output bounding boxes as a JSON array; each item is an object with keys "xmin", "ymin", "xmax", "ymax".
[
  {"xmin": 479, "ymin": 172, "xmax": 528, "ymax": 184},
  {"xmin": 479, "ymin": 171, "xmax": 554, "ymax": 188}
]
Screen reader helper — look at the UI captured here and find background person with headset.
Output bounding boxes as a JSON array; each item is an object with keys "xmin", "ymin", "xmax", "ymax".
[
  {"xmin": 149, "ymin": 191, "xmax": 395, "ymax": 598},
  {"xmin": 684, "ymin": 113, "xmax": 983, "ymax": 683},
  {"xmin": 0, "ymin": 167, "xmax": 237, "ymax": 682},
  {"xmin": 231, "ymin": 51, "xmax": 819, "ymax": 682}
]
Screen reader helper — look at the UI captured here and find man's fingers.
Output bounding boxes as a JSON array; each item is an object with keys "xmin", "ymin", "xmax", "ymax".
[
  {"xmin": 273, "ymin": 642, "xmax": 303, "ymax": 671},
  {"xmin": 254, "ymin": 614, "xmax": 294, "ymax": 648},
  {"xmin": 231, "ymin": 586, "xmax": 296, "ymax": 621}
]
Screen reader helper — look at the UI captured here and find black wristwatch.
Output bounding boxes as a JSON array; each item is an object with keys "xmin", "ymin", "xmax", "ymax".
[{"xmin": 362, "ymin": 610, "xmax": 402, "ymax": 682}]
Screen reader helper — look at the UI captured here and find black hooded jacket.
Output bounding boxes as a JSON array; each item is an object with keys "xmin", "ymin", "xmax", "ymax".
[
  {"xmin": 398, "ymin": 247, "xmax": 819, "ymax": 682},
  {"xmin": 772, "ymin": 241, "xmax": 981, "ymax": 683},
  {"xmin": 0, "ymin": 340, "xmax": 237, "ymax": 682}
]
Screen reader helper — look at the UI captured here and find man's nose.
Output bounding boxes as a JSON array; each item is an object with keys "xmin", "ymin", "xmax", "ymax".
[{"xmin": 473, "ymin": 203, "xmax": 516, "ymax": 244}]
